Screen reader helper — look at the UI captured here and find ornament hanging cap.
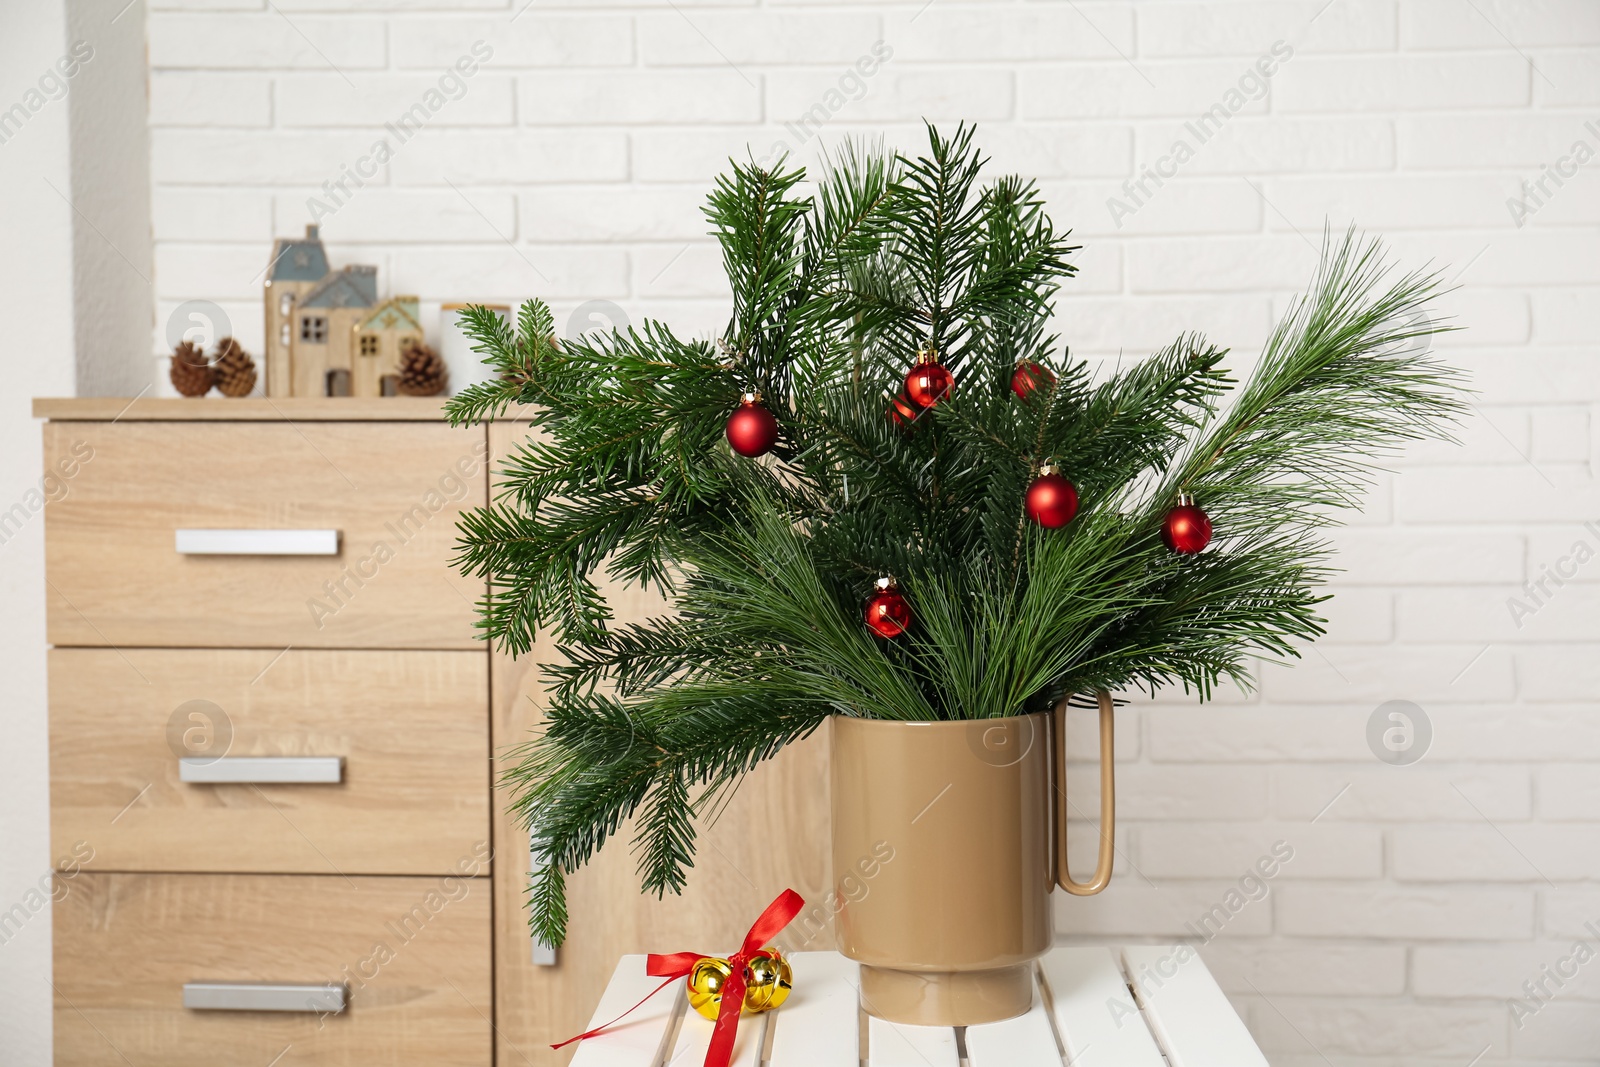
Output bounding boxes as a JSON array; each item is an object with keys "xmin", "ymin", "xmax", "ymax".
[
  {"xmin": 875, "ymin": 575, "xmax": 897, "ymax": 591},
  {"xmin": 916, "ymin": 338, "xmax": 939, "ymax": 363},
  {"xmin": 741, "ymin": 390, "xmax": 761, "ymax": 405},
  {"xmin": 1177, "ymin": 491, "xmax": 1195, "ymax": 506}
]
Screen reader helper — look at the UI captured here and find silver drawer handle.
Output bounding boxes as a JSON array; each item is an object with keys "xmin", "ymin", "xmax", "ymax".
[
  {"xmin": 183, "ymin": 982, "xmax": 346, "ymax": 1013},
  {"xmin": 180, "ymin": 756, "xmax": 344, "ymax": 784},
  {"xmin": 175, "ymin": 528, "xmax": 340, "ymax": 556}
]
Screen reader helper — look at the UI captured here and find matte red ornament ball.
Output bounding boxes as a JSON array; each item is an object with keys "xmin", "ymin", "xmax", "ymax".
[
  {"xmin": 1025, "ymin": 471, "xmax": 1079, "ymax": 529},
  {"xmin": 1010, "ymin": 361, "xmax": 1055, "ymax": 400},
  {"xmin": 726, "ymin": 394, "xmax": 779, "ymax": 458},
  {"xmin": 1162, "ymin": 499, "xmax": 1213, "ymax": 554},
  {"xmin": 904, "ymin": 360, "xmax": 954, "ymax": 408},
  {"xmin": 864, "ymin": 579, "xmax": 912, "ymax": 638}
]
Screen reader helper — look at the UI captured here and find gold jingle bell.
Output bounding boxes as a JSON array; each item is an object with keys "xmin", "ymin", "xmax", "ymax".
[
  {"xmin": 743, "ymin": 949, "xmax": 793, "ymax": 1013},
  {"xmin": 686, "ymin": 949, "xmax": 793, "ymax": 1021},
  {"xmin": 687, "ymin": 957, "xmax": 733, "ymax": 1021}
]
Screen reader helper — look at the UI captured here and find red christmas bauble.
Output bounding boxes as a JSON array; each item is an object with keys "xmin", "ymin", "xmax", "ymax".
[
  {"xmin": 1025, "ymin": 471, "xmax": 1079, "ymax": 528},
  {"xmin": 1162, "ymin": 499, "xmax": 1212, "ymax": 554},
  {"xmin": 864, "ymin": 579, "xmax": 912, "ymax": 638},
  {"xmin": 726, "ymin": 394, "xmax": 779, "ymax": 458},
  {"xmin": 905, "ymin": 360, "xmax": 953, "ymax": 409},
  {"xmin": 887, "ymin": 392, "xmax": 920, "ymax": 428},
  {"xmin": 1010, "ymin": 361, "xmax": 1055, "ymax": 400}
]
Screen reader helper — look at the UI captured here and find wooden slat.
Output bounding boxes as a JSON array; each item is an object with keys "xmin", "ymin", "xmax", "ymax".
[
  {"xmin": 569, "ymin": 950, "xmax": 1268, "ymax": 1066},
  {"xmin": 1039, "ymin": 947, "xmax": 1165, "ymax": 1067},
  {"xmin": 964, "ymin": 983, "xmax": 1062, "ymax": 1066},
  {"xmin": 867, "ymin": 1016, "xmax": 960, "ymax": 1067},
  {"xmin": 568, "ymin": 956, "xmax": 684, "ymax": 1067},
  {"xmin": 1121, "ymin": 946, "xmax": 1268, "ymax": 1067},
  {"xmin": 670, "ymin": 1001, "xmax": 766, "ymax": 1067},
  {"xmin": 768, "ymin": 952, "xmax": 860, "ymax": 1066}
]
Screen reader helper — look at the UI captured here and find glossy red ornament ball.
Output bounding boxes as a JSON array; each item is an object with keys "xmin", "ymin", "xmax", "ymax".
[
  {"xmin": 905, "ymin": 360, "xmax": 954, "ymax": 409},
  {"xmin": 726, "ymin": 394, "xmax": 779, "ymax": 458},
  {"xmin": 1010, "ymin": 361, "xmax": 1055, "ymax": 400},
  {"xmin": 864, "ymin": 579, "xmax": 912, "ymax": 638},
  {"xmin": 1162, "ymin": 498, "xmax": 1212, "ymax": 554},
  {"xmin": 887, "ymin": 391, "xmax": 920, "ymax": 428},
  {"xmin": 1025, "ymin": 471, "xmax": 1079, "ymax": 529}
]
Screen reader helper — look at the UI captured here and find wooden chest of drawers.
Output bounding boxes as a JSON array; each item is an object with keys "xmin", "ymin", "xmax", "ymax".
[{"xmin": 37, "ymin": 398, "xmax": 833, "ymax": 1066}]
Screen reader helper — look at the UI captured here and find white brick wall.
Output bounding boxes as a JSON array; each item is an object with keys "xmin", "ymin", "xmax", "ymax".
[{"xmin": 140, "ymin": 1, "xmax": 1599, "ymax": 1062}]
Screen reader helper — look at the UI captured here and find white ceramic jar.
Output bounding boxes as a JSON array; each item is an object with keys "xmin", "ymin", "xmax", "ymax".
[{"xmin": 440, "ymin": 303, "xmax": 510, "ymax": 395}]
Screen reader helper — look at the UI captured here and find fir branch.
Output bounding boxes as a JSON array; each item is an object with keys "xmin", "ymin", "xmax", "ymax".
[{"xmin": 526, "ymin": 859, "xmax": 567, "ymax": 948}]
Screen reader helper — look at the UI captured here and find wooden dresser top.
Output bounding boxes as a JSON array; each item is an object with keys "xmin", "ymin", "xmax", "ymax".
[{"xmin": 34, "ymin": 397, "xmax": 456, "ymax": 421}]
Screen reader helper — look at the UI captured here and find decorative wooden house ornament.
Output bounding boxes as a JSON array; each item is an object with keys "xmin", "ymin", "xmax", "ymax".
[
  {"xmin": 353, "ymin": 296, "xmax": 423, "ymax": 398},
  {"xmin": 296, "ymin": 266, "xmax": 379, "ymax": 396},
  {"xmin": 264, "ymin": 225, "xmax": 412, "ymax": 398},
  {"xmin": 262, "ymin": 224, "xmax": 329, "ymax": 397}
]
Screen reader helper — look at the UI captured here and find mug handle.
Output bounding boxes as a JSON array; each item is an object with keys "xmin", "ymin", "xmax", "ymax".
[{"xmin": 1054, "ymin": 690, "xmax": 1116, "ymax": 895}]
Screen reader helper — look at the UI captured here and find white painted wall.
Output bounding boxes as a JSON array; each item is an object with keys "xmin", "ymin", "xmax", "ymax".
[
  {"xmin": 0, "ymin": 3, "xmax": 152, "ymax": 1061},
  {"xmin": 5, "ymin": 0, "xmax": 1599, "ymax": 1063},
  {"xmin": 0, "ymin": 1, "xmax": 83, "ymax": 1063},
  {"xmin": 66, "ymin": 0, "xmax": 155, "ymax": 398}
]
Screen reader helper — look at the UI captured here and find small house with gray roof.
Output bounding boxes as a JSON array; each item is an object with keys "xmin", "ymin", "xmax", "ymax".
[
  {"xmin": 290, "ymin": 264, "xmax": 378, "ymax": 396},
  {"xmin": 263, "ymin": 225, "xmax": 395, "ymax": 396}
]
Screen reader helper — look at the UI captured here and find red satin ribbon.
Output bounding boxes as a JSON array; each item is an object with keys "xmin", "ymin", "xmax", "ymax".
[{"xmin": 551, "ymin": 888, "xmax": 805, "ymax": 1067}]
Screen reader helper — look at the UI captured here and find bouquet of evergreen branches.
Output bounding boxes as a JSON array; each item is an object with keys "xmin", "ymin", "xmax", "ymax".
[{"xmin": 446, "ymin": 125, "xmax": 1466, "ymax": 946}]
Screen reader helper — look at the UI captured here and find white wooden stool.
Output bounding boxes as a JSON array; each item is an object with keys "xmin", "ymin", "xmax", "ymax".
[{"xmin": 571, "ymin": 946, "xmax": 1269, "ymax": 1066}]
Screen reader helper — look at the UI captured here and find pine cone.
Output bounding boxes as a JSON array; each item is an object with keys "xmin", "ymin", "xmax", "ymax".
[
  {"xmin": 169, "ymin": 340, "xmax": 213, "ymax": 397},
  {"xmin": 213, "ymin": 337, "xmax": 258, "ymax": 397},
  {"xmin": 397, "ymin": 339, "xmax": 447, "ymax": 397}
]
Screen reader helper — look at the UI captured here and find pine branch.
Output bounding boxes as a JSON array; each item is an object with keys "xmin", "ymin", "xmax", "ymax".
[{"xmin": 1165, "ymin": 228, "xmax": 1467, "ymax": 533}]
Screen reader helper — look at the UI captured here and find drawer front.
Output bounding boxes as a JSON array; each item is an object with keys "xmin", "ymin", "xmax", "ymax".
[
  {"xmin": 43, "ymin": 421, "xmax": 487, "ymax": 649},
  {"xmin": 50, "ymin": 648, "xmax": 489, "ymax": 875},
  {"xmin": 54, "ymin": 872, "xmax": 492, "ymax": 1066}
]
